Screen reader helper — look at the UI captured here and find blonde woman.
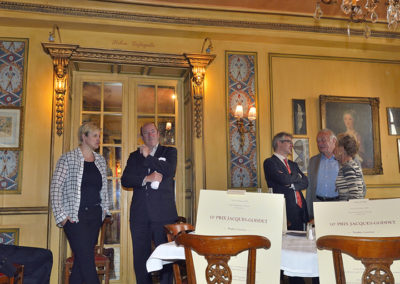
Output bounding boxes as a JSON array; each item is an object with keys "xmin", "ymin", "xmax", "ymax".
[{"xmin": 50, "ymin": 122, "xmax": 110, "ymax": 284}]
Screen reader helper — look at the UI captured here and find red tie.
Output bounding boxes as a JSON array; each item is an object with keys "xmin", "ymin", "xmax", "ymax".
[{"xmin": 284, "ymin": 158, "xmax": 303, "ymax": 208}]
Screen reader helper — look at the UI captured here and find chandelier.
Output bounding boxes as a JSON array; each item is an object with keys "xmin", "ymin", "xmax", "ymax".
[{"xmin": 314, "ymin": 0, "xmax": 400, "ymax": 33}]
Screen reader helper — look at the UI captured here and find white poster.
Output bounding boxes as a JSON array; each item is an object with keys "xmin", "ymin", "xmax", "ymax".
[
  {"xmin": 194, "ymin": 189, "xmax": 284, "ymax": 284},
  {"xmin": 314, "ymin": 198, "xmax": 400, "ymax": 284}
]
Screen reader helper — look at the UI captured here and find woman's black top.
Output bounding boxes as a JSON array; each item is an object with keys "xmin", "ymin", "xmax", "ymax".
[{"xmin": 80, "ymin": 161, "xmax": 102, "ymax": 208}]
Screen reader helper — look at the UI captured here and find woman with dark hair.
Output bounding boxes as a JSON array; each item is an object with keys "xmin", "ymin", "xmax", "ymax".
[
  {"xmin": 334, "ymin": 133, "xmax": 366, "ymax": 200},
  {"xmin": 50, "ymin": 122, "xmax": 110, "ymax": 284}
]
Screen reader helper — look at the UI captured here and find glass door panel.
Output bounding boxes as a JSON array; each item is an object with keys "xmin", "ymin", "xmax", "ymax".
[
  {"xmin": 104, "ymin": 82, "xmax": 123, "ymax": 112},
  {"xmin": 82, "ymin": 82, "xmax": 101, "ymax": 111},
  {"xmin": 137, "ymin": 85, "xmax": 155, "ymax": 113},
  {"xmin": 81, "ymin": 80, "xmax": 123, "ymax": 281}
]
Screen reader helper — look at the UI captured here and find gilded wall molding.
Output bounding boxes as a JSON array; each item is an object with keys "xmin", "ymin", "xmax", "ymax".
[
  {"xmin": 2, "ymin": 1, "xmax": 400, "ymax": 39},
  {"xmin": 72, "ymin": 48, "xmax": 190, "ymax": 67},
  {"xmin": 42, "ymin": 43, "xmax": 216, "ymax": 139},
  {"xmin": 0, "ymin": 206, "xmax": 48, "ymax": 215},
  {"xmin": 42, "ymin": 43, "xmax": 190, "ymax": 67}
]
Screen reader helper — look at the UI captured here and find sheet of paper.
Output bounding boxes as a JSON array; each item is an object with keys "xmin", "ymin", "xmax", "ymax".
[
  {"xmin": 194, "ymin": 189, "xmax": 284, "ymax": 284},
  {"xmin": 314, "ymin": 198, "xmax": 400, "ymax": 284}
]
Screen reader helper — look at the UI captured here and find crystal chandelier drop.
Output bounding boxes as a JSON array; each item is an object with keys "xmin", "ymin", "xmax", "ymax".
[{"xmin": 314, "ymin": 0, "xmax": 400, "ymax": 32}]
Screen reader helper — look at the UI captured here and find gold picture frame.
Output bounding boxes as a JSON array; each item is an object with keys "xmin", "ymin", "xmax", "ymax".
[
  {"xmin": 0, "ymin": 106, "xmax": 23, "ymax": 150},
  {"xmin": 0, "ymin": 228, "xmax": 19, "ymax": 245},
  {"xmin": 320, "ymin": 95, "xmax": 382, "ymax": 175}
]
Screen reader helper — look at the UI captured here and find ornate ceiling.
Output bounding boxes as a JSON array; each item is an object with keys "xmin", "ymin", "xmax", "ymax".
[{"xmin": 98, "ymin": 0, "xmax": 389, "ymax": 22}]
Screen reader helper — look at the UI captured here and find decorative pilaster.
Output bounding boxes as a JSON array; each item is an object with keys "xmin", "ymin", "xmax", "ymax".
[
  {"xmin": 185, "ymin": 54, "xmax": 215, "ymax": 138},
  {"xmin": 42, "ymin": 43, "xmax": 78, "ymax": 136}
]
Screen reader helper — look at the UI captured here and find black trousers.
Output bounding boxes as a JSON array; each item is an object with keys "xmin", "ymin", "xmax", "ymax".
[
  {"xmin": 64, "ymin": 205, "xmax": 102, "ymax": 284},
  {"xmin": 130, "ymin": 213, "xmax": 175, "ymax": 284},
  {"xmin": 0, "ymin": 244, "xmax": 52, "ymax": 284}
]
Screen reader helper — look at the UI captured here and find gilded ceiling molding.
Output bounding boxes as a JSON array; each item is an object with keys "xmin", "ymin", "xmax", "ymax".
[
  {"xmin": 2, "ymin": 1, "xmax": 400, "ymax": 39},
  {"xmin": 185, "ymin": 53, "xmax": 216, "ymax": 138}
]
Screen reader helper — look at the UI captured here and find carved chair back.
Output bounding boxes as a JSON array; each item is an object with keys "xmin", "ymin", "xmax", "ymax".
[
  {"xmin": 164, "ymin": 222, "xmax": 195, "ymax": 284},
  {"xmin": 317, "ymin": 235, "xmax": 400, "ymax": 284},
  {"xmin": 175, "ymin": 233, "xmax": 270, "ymax": 284}
]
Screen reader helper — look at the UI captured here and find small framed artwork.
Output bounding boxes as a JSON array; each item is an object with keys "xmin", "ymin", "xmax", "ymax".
[
  {"xmin": 0, "ymin": 228, "xmax": 19, "ymax": 245},
  {"xmin": 292, "ymin": 99, "xmax": 306, "ymax": 135},
  {"xmin": 387, "ymin": 107, "xmax": 400, "ymax": 135},
  {"xmin": 292, "ymin": 138, "xmax": 309, "ymax": 174},
  {"xmin": 0, "ymin": 107, "xmax": 23, "ymax": 150}
]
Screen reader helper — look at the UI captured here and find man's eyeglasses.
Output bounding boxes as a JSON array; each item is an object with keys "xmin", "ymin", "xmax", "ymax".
[{"xmin": 280, "ymin": 140, "xmax": 293, "ymax": 144}]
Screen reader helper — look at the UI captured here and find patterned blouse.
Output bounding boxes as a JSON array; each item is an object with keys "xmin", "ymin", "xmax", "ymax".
[
  {"xmin": 50, "ymin": 147, "xmax": 110, "ymax": 227},
  {"xmin": 336, "ymin": 159, "xmax": 366, "ymax": 201}
]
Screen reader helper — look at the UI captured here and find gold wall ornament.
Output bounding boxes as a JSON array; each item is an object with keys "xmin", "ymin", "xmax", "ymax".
[
  {"xmin": 42, "ymin": 43, "xmax": 78, "ymax": 136},
  {"xmin": 185, "ymin": 54, "xmax": 216, "ymax": 138}
]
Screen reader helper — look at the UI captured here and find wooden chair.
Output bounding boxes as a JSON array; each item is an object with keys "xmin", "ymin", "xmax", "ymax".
[
  {"xmin": 164, "ymin": 223, "xmax": 195, "ymax": 284},
  {"xmin": 0, "ymin": 264, "xmax": 23, "ymax": 284},
  {"xmin": 175, "ymin": 233, "xmax": 270, "ymax": 284},
  {"xmin": 64, "ymin": 216, "xmax": 113, "ymax": 284},
  {"xmin": 317, "ymin": 235, "xmax": 400, "ymax": 284}
]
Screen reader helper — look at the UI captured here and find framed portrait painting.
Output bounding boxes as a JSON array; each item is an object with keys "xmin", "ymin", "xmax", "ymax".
[
  {"xmin": 320, "ymin": 95, "xmax": 382, "ymax": 175},
  {"xmin": 387, "ymin": 107, "xmax": 400, "ymax": 135},
  {"xmin": 0, "ymin": 107, "xmax": 23, "ymax": 150},
  {"xmin": 292, "ymin": 99, "xmax": 306, "ymax": 135}
]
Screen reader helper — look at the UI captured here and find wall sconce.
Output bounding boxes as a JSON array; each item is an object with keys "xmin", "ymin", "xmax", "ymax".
[
  {"xmin": 163, "ymin": 121, "xmax": 174, "ymax": 145},
  {"xmin": 166, "ymin": 121, "xmax": 172, "ymax": 131},
  {"xmin": 235, "ymin": 104, "xmax": 256, "ymax": 151}
]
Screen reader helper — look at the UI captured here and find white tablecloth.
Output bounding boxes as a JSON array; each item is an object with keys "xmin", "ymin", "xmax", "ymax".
[
  {"xmin": 146, "ymin": 233, "xmax": 319, "ymax": 278},
  {"xmin": 146, "ymin": 241, "xmax": 185, "ymax": 272},
  {"xmin": 281, "ymin": 233, "xmax": 319, "ymax": 277}
]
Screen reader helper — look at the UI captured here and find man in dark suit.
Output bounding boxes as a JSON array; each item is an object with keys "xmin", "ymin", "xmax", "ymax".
[
  {"xmin": 121, "ymin": 122, "xmax": 178, "ymax": 284},
  {"xmin": 263, "ymin": 132, "xmax": 309, "ymax": 231},
  {"xmin": 264, "ymin": 132, "xmax": 309, "ymax": 284}
]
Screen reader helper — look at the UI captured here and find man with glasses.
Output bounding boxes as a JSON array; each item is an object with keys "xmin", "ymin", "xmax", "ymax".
[
  {"xmin": 264, "ymin": 132, "xmax": 310, "ymax": 284},
  {"xmin": 263, "ymin": 132, "xmax": 309, "ymax": 231}
]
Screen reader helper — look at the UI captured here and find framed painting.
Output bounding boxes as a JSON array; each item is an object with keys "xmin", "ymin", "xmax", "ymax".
[
  {"xmin": 0, "ymin": 106, "xmax": 23, "ymax": 150},
  {"xmin": 0, "ymin": 228, "xmax": 19, "ymax": 245},
  {"xmin": 292, "ymin": 99, "xmax": 306, "ymax": 135},
  {"xmin": 387, "ymin": 107, "xmax": 400, "ymax": 135},
  {"xmin": 292, "ymin": 138, "xmax": 309, "ymax": 174},
  {"xmin": 320, "ymin": 95, "xmax": 382, "ymax": 175}
]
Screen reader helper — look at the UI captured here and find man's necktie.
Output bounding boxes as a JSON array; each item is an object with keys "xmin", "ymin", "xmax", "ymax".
[{"xmin": 284, "ymin": 158, "xmax": 303, "ymax": 208}]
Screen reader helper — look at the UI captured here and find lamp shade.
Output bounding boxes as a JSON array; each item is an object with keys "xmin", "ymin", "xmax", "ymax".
[
  {"xmin": 234, "ymin": 104, "xmax": 244, "ymax": 118},
  {"xmin": 248, "ymin": 106, "xmax": 256, "ymax": 121}
]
